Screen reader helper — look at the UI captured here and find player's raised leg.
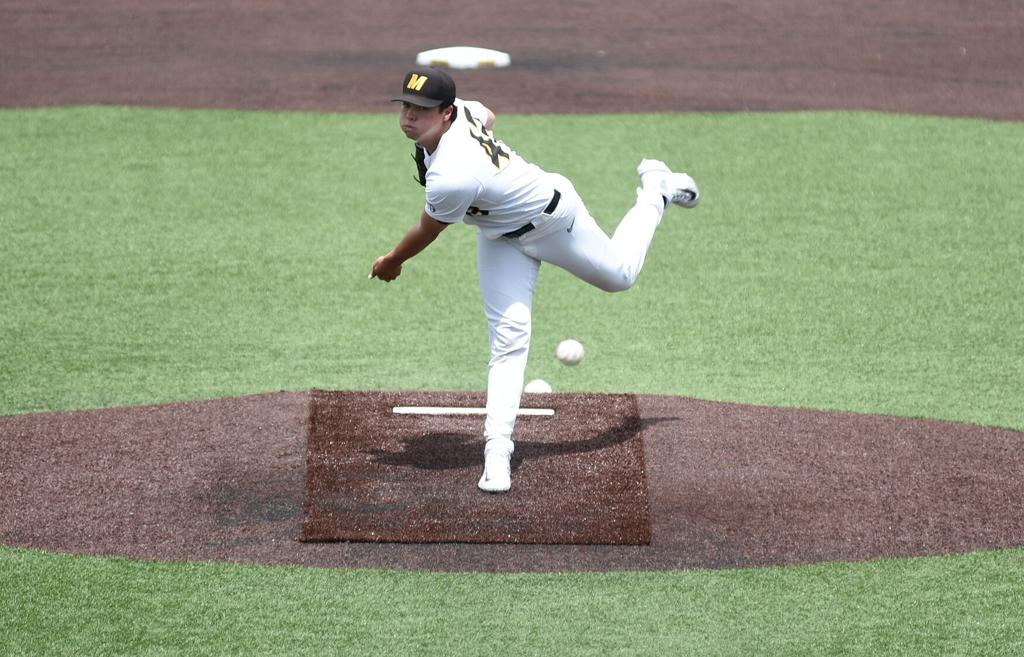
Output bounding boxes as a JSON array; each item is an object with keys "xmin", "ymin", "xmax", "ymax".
[{"xmin": 520, "ymin": 162, "xmax": 698, "ymax": 292}]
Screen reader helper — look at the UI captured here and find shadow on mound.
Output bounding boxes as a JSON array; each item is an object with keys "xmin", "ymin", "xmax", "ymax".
[{"xmin": 1, "ymin": 391, "xmax": 1022, "ymax": 572}]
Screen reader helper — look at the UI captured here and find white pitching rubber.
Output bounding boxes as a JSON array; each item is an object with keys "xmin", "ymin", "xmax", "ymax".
[{"xmin": 393, "ymin": 406, "xmax": 554, "ymax": 416}]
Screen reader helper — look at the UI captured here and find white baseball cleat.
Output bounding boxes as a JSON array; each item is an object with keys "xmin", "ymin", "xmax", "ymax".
[
  {"xmin": 637, "ymin": 158, "xmax": 700, "ymax": 209},
  {"xmin": 478, "ymin": 447, "xmax": 512, "ymax": 493}
]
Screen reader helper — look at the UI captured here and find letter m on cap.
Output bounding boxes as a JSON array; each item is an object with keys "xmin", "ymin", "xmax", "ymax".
[{"xmin": 407, "ymin": 74, "xmax": 429, "ymax": 91}]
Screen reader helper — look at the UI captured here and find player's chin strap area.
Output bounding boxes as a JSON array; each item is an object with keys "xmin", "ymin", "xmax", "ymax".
[{"xmin": 502, "ymin": 189, "xmax": 561, "ymax": 239}]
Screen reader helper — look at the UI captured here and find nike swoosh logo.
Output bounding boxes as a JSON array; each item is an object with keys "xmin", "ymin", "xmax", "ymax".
[{"xmin": 566, "ymin": 218, "xmax": 576, "ymax": 233}]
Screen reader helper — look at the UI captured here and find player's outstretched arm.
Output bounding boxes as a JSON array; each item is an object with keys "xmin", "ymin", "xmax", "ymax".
[{"xmin": 369, "ymin": 212, "xmax": 449, "ymax": 282}]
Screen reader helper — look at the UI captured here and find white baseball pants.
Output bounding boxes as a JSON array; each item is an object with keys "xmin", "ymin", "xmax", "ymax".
[{"xmin": 476, "ymin": 175, "xmax": 666, "ymax": 455}]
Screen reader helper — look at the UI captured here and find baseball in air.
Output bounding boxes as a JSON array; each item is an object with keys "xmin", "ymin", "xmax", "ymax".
[
  {"xmin": 555, "ymin": 339, "xmax": 584, "ymax": 366},
  {"xmin": 523, "ymin": 378, "xmax": 553, "ymax": 393}
]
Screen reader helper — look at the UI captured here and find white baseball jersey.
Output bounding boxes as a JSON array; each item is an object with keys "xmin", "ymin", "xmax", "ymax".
[
  {"xmin": 409, "ymin": 96, "xmax": 677, "ymax": 478},
  {"xmin": 422, "ymin": 98, "xmax": 557, "ymax": 239}
]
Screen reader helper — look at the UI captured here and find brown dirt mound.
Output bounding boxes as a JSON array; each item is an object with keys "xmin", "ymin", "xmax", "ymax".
[
  {"xmin": 302, "ymin": 390, "xmax": 650, "ymax": 545},
  {"xmin": 2, "ymin": 391, "xmax": 1022, "ymax": 573}
]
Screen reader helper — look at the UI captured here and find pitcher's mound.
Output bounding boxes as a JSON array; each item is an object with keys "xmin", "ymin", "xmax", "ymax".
[
  {"xmin": 302, "ymin": 390, "xmax": 650, "ymax": 545},
  {"xmin": 3, "ymin": 390, "xmax": 1024, "ymax": 572}
]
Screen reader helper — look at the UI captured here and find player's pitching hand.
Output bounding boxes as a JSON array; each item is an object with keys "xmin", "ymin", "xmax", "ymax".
[{"xmin": 369, "ymin": 255, "xmax": 402, "ymax": 282}]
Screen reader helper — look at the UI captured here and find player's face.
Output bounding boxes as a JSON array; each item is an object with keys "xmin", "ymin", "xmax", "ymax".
[{"xmin": 399, "ymin": 102, "xmax": 450, "ymax": 149}]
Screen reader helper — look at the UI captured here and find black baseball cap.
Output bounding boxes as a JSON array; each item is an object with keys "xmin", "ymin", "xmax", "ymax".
[{"xmin": 392, "ymin": 67, "xmax": 456, "ymax": 108}]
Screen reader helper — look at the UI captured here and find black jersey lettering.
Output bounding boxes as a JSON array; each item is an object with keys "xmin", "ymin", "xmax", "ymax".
[{"xmin": 463, "ymin": 106, "xmax": 511, "ymax": 170}]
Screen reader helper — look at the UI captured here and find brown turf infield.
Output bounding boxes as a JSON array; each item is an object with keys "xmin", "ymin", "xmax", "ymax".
[
  {"xmin": 2, "ymin": 391, "xmax": 1023, "ymax": 573},
  {"xmin": 2, "ymin": 0, "xmax": 1023, "ymax": 120},
  {"xmin": 2, "ymin": 1, "xmax": 1023, "ymax": 572}
]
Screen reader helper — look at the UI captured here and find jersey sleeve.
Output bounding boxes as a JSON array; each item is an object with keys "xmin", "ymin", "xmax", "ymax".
[{"xmin": 424, "ymin": 173, "xmax": 480, "ymax": 224}]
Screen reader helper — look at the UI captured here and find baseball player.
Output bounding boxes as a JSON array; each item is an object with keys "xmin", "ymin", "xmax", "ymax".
[{"xmin": 370, "ymin": 67, "xmax": 699, "ymax": 493}]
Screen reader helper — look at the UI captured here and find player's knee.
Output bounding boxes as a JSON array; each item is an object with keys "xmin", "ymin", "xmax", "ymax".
[
  {"xmin": 597, "ymin": 273, "xmax": 635, "ymax": 293},
  {"xmin": 490, "ymin": 332, "xmax": 530, "ymax": 363},
  {"xmin": 488, "ymin": 304, "xmax": 532, "ymax": 358}
]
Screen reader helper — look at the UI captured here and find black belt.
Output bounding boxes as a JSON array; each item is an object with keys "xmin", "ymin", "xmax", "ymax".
[{"xmin": 503, "ymin": 189, "xmax": 561, "ymax": 238}]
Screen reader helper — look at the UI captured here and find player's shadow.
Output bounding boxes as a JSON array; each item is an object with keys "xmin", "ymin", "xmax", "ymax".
[{"xmin": 368, "ymin": 417, "xmax": 677, "ymax": 471}]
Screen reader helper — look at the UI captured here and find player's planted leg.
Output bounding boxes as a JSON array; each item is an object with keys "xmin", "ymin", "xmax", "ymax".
[
  {"xmin": 476, "ymin": 233, "xmax": 540, "ymax": 493},
  {"xmin": 479, "ymin": 443, "xmax": 513, "ymax": 493}
]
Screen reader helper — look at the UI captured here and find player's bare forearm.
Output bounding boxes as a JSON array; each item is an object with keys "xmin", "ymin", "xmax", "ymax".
[{"xmin": 369, "ymin": 212, "xmax": 449, "ymax": 282}]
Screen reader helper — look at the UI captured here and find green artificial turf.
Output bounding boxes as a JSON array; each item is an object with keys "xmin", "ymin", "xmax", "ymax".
[
  {"xmin": 2, "ymin": 107, "xmax": 1021, "ymax": 429},
  {"xmin": 2, "ymin": 107, "xmax": 1023, "ymax": 656},
  {"xmin": 2, "ymin": 547, "xmax": 1023, "ymax": 657}
]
